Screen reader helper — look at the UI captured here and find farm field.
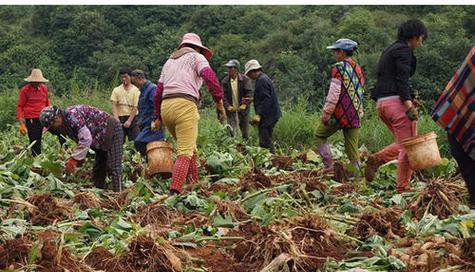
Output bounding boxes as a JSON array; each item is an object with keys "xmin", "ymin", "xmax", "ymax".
[{"xmin": 0, "ymin": 126, "xmax": 474, "ymax": 272}]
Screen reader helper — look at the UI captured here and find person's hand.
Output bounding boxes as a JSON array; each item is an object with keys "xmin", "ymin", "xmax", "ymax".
[
  {"xmin": 250, "ymin": 115, "xmax": 261, "ymax": 126},
  {"xmin": 239, "ymin": 104, "xmax": 247, "ymax": 111},
  {"xmin": 321, "ymin": 112, "xmax": 331, "ymax": 125},
  {"xmin": 19, "ymin": 122, "xmax": 27, "ymax": 135},
  {"xmin": 123, "ymin": 120, "xmax": 132, "ymax": 128},
  {"xmin": 226, "ymin": 106, "xmax": 236, "ymax": 112},
  {"xmin": 406, "ymin": 107, "xmax": 419, "ymax": 121},
  {"xmin": 65, "ymin": 158, "xmax": 79, "ymax": 174},
  {"xmin": 151, "ymin": 119, "xmax": 161, "ymax": 131},
  {"xmin": 216, "ymin": 100, "xmax": 226, "ymax": 122}
]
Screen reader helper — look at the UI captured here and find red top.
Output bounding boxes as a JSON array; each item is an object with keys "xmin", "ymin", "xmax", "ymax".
[{"xmin": 16, "ymin": 83, "xmax": 51, "ymax": 120}]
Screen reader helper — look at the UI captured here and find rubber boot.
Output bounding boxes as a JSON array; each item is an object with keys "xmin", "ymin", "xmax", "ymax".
[
  {"xmin": 170, "ymin": 156, "xmax": 191, "ymax": 194},
  {"xmin": 317, "ymin": 144, "xmax": 333, "ymax": 172},
  {"xmin": 187, "ymin": 152, "xmax": 199, "ymax": 183}
]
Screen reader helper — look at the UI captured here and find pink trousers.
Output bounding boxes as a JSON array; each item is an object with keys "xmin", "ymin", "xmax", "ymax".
[{"xmin": 375, "ymin": 97, "xmax": 417, "ymax": 190}]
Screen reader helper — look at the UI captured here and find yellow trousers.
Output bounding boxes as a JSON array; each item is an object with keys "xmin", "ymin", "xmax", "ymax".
[{"xmin": 161, "ymin": 98, "xmax": 199, "ymax": 158}]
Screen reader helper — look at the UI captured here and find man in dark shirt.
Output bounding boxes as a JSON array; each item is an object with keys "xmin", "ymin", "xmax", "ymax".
[
  {"xmin": 221, "ymin": 59, "xmax": 252, "ymax": 140},
  {"xmin": 245, "ymin": 59, "xmax": 281, "ymax": 154}
]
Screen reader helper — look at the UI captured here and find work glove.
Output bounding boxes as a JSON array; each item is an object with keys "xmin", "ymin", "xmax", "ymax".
[
  {"xmin": 239, "ymin": 104, "xmax": 247, "ymax": 111},
  {"xmin": 406, "ymin": 107, "xmax": 419, "ymax": 121},
  {"xmin": 216, "ymin": 100, "xmax": 226, "ymax": 123},
  {"xmin": 151, "ymin": 119, "xmax": 161, "ymax": 131},
  {"xmin": 65, "ymin": 158, "xmax": 80, "ymax": 174},
  {"xmin": 250, "ymin": 115, "xmax": 261, "ymax": 126},
  {"xmin": 226, "ymin": 106, "xmax": 236, "ymax": 112},
  {"xmin": 19, "ymin": 122, "xmax": 27, "ymax": 135},
  {"xmin": 321, "ymin": 112, "xmax": 331, "ymax": 125}
]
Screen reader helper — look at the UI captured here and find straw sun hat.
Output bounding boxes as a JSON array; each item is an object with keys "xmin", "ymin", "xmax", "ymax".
[{"xmin": 24, "ymin": 69, "xmax": 49, "ymax": 83}]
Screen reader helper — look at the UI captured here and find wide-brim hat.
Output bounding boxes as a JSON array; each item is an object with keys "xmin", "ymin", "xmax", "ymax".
[
  {"xmin": 25, "ymin": 68, "xmax": 49, "ymax": 83},
  {"xmin": 245, "ymin": 59, "xmax": 262, "ymax": 75},
  {"xmin": 178, "ymin": 33, "xmax": 213, "ymax": 61}
]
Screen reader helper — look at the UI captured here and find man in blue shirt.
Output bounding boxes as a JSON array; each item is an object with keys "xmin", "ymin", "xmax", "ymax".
[{"xmin": 130, "ymin": 69, "xmax": 166, "ymax": 156}]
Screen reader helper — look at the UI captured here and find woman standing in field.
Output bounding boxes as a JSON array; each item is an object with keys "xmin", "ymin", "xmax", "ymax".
[
  {"xmin": 153, "ymin": 33, "xmax": 225, "ymax": 194},
  {"xmin": 315, "ymin": 38, "xmax": 365, "ymax": 177},
  {"xmin": 365, "ymin": 19, "xmax": 427, "ymax": 193}
]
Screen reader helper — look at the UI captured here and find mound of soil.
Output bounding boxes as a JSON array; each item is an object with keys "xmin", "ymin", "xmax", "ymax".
[
  {"xmin": 215, "ymin": 200, "xmax": 251, "ymax": 222},
  {"xmin": 408, "ymin": 177, "xmax": 467, "ymax": 219},
  {"xmin": 26, "ymin": 194, "xmax": 70, "ymax": 226},
  {"xmin": 187, "ymin": 244, "xmax": 241, "ymax": 272},
  {"xmin": 351, "ymin": 208, "xmax": 405, "ymax": 239},
  {"xmin": 0, "ymin": 237, "xmax": 32, "ymax": 269},
  {"xmin": 330, "ymin": 183, "xmax": 355, "ymax": 196},
  {"xmin": 239, "ymin": 169, "xmax": 272, "ymax": 191},
  {"xmin": 69, "ymin": 192, "xmax": 102, "ymax": 210}
]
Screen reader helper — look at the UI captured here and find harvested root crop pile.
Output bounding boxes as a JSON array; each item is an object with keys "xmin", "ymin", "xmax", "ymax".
[
  {"xmin": 232, "ymin": 214, "xmax": 349, "ymax": 270},
  {"xmin": 36, "ymin": 231, "xmax": 94, "ymax": 272},
  {"xmin": 85, "ymin": 247, "xmax": 124, "ymax": 271},
  {"xmin": 239, "ymin": 168, "xmax": 272, "ymax": 191},
  {"xmin": 26, "ymin": 194, "xmax": 70, "ymax": 225},
  {"xmin": 0, "ymin": 237, "xmax": 32, "ymax": 269},
  {"xmin": 69, "ymin": 192, "xmax": 102, "ymax": 210},
  {"xmin": 351, "ymin": 208, "xmax": 405, "ymax": 239},
  {"xmin": 1, "ymin": 231, "xmax": 94, "ymax": 272},
  {"xmin": 132, "ymin": 201, "xmax": 175, "ymax": 227},
  {"xmin": 122, "ymin": 235, "xmax": 184, "ymax": 272},
  {"xmin": 86, "ymin": 235, "xmax": 186, "ymax": 272},
  {"xmin": 390, "ymin": 236, "xmax": 475, "ymax": 271},
  {"xmin": 214, "ymin": 199, "xmax": 251, "ymax": 222},
  {"xmin": 101, "ymin": 189, "xmax": 132, "ymax": 209},
  {"xmin": 271, "ymin": 155, "xmax": 294, "ymax": 170},
  {"xmin": 408, "ymin": 177, "xmax": 467, "ymax": 219}
]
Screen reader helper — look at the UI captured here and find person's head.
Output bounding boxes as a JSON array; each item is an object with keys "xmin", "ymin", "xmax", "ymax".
[
  {"xmin": 326, "ymin": 38, "xmax": 358, "ymax": 62},
  {"xmin": 25, "ymin": 69, "xmax": 48, "ymax": 88},
  {"xmin": 119, "ymin": 68, "xmax": 132, "ymax": 86},
  {"xmin": 397, "ymin": 19, "xmax": 427, "ymax": 49},
  {"xmin": 224, "ymin": 59, "xmax": 240, "ymax": 79},
  {"xmin": 178, "ymin": 33, "xmax": 213, "ymax": 61},
  {"xmin": 130, "ymin": 69, "xmax": 147, "ymax": 88},
  {"xmin": 40, "ymin": 106, "xmax": 64, "ymax": 130},
  {"xmin": 245, "ymin": 59, "xmax": 263, "ymax": 80}
]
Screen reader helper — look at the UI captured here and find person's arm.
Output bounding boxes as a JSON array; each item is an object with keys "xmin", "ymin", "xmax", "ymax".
[
  {"xmin": 110, "ymin": 89, "xmax": 120, "ymax": 120},
  {"xmin": 71, "ymin": 127, "xmax": 92, "ymax": 161},
  {"xmin": 153, "ymin": 82, "xmax": 164, "ymax": 120},
  {"xmin": 124, "ymin": 90, "xmax": 139, "ymax": 128},
  {"xmin": 44, "ymin": 85, "xmax": 51, "ymax": 107},
  {"xmin": 200, "ymin": 67, "xmax": 224, "ymax": 103},
  {"xmin": 16, "ymin": 88, "xmax": 26, "ymax": 123},
  {"xmin": 242, "ymin": 76, "xmax": 253, "ymax": 103},
  {"xmin": 393, "ymin": 46, "xmax": 413, "ymax": 107},
  {"xmin": 322, "ymin": 65, "xmax": 342, "ymax": 120},
  {"xmin": 254, "ymin": 78, "xmax": 273, "ymax": 117}
]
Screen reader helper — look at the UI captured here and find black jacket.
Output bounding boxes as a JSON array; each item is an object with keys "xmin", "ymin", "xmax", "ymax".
[
  {"xmin": 372, "ymin": 40, "xmax": 417, "ymax": 102},
  {"xmin": 221, "ymin": 73, "xmax": 252, "ymax": 112},
  {"xmin": 254, "ymin": 73, "xmax": 281, "ymax": 127}
]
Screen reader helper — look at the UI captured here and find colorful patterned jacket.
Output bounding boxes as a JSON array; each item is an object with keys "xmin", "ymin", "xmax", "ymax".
[
  {"xmin": 432, "ymin": 46, "xmax": 475, "ymax": 160},
  {"xmin": 323, "ymin": 57, "xmax": 365, "ymax": 128}
]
